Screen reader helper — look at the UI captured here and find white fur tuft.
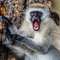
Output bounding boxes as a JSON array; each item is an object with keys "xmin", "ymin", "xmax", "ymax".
[{"xmin": 24, "ymin": 8, "xmax": 50, "ymax": 22}]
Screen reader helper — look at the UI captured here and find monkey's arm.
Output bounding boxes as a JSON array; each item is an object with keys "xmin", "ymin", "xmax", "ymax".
[
  {"xmin": 0, "ymin": 15, "xmax": 26, "ymax": 58},
  {"xmin": 11, "ymin": 34, "xmax": 50, "ymax": 54}
]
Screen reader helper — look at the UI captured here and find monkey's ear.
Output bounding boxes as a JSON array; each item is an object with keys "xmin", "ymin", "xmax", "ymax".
[{"xmin": 50, "ymin": 11, "xmax": 60, "ymax": 26}]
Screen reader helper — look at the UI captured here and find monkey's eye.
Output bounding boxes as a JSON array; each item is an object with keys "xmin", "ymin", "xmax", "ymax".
[
  {"xmin": 38, "ymin": 12, "xmax": 42, "ymax": 16},
  {"xmin": 30, "ymin": 12, "xmax": 35, "ymax": 16}
]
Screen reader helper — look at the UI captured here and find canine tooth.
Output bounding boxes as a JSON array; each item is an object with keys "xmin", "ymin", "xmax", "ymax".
[
  {"xmin": 38, "ymin": 20, "xmax": 39, "ymax": 21},
  {"xmin": 33, "ymin": 19, "xmax": 34, "ymax": 21}
]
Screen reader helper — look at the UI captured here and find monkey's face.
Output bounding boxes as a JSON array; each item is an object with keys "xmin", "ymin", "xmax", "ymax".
[
  {"xmin": 25, "ymin": 7, "xmax": 50, "ymax": 31},
  {"xmin": 30, "ymin": 11, "xmax": 42, "ymax": 31}
]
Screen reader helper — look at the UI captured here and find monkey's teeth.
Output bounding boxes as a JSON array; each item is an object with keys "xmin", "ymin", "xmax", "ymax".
[
  {"xmin": 34, "ymin": 27, "xmax": 38, "ymax": 30},
  {"xmin": 38, "ymin": 20, "xmax": 39, "ymax": 21},
  {"xmin": 33, "ymin": 19, "xmax": 39, "ymax": 22},
  {"xmin": 33, "ymin": 19, "xmax": 34, "ymax": 21}
]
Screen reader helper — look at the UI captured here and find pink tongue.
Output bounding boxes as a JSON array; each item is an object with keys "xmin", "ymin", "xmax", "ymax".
[
  {"xmin": 34, "ymin": 21, "xmax": 38, "ymax": 26},
  {"xmin": 34, "ymin": 21, "xmax": 38, "ymax": 30}
]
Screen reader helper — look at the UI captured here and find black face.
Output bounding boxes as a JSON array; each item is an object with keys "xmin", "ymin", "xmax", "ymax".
[{"xmin": 30, "ymin": 11, "xmax": 42, "ymax": 31}]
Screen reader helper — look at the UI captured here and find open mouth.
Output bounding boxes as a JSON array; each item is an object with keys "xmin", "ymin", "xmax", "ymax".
[{"xmin": 32, "ymin": 19, "xmax": 40, "ymax": 31}]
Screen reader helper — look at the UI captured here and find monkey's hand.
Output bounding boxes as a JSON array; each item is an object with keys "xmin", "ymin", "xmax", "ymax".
[
  {"xmin": 11, "ymin": 34, "xmax": 49, "ymax": 54},
  {"xmin": 0, "ymin": 14, "xmax": 13, "ymax": 45}
]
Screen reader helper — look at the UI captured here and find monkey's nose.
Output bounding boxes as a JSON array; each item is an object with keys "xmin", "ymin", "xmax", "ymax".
[{"xmin": 35, "ymin": 13, "xmax": 37, "ymax": 15}]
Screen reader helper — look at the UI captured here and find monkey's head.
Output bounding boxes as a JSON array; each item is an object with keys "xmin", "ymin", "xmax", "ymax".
[{"xmin": 24, "ymin": 3, "xmax": 50, "ymax": 31}]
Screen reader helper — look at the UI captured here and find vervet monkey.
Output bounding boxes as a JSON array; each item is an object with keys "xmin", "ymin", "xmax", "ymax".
[{"xmin": 2, "ymin": 3, "xmax": 60, "ymax": 60}]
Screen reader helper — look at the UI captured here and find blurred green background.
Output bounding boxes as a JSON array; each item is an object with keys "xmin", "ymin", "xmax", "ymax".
[{"xmin": 51, "ymin": 0, "xmax": 60, "ymax": 16}]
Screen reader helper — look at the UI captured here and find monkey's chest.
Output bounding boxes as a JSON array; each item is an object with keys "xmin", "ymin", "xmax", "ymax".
[{"xmin": 20, "ymin": 32, "xmax": 34, "ymax": 38}]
